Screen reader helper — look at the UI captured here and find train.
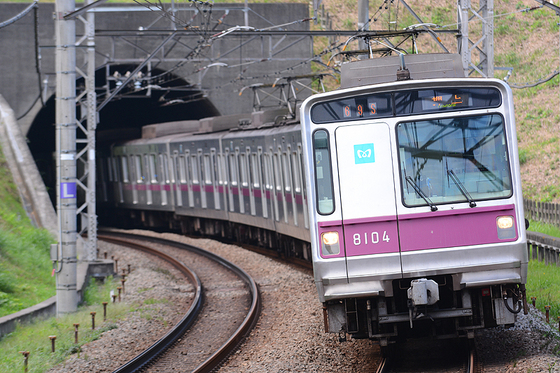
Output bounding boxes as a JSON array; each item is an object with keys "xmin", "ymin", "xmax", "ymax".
[{"xmin": 99, "ymin": 53, "xmax": 528, "ymax": 349}]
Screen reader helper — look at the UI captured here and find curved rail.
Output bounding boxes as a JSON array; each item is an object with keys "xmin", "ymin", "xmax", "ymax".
[
  {"xmin": 99, "ymin": 234, "xmax": 203, "ymax": 373},
  {"xmin": 101, "ymin": 231, "xmax": 261, "ymax": 373}
]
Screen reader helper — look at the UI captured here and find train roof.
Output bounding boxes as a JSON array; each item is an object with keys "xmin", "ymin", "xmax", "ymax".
[
  {"xmin": 340, "ymin": 53, "xmax": 464, "ymax": 89},
  {"xmin": 140, "ymin": 107, "xmax": 296, "ymax": 140}
]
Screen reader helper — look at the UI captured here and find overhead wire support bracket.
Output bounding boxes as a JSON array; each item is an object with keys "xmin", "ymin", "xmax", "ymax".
[{"xmin": 533, "ymin": 0, "xmax": 560, "ymax": 15}]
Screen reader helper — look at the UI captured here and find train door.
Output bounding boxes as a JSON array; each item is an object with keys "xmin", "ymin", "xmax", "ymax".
[{"xmin": 334, "ymin": 122, "xmax": 401, "ymax": 279}]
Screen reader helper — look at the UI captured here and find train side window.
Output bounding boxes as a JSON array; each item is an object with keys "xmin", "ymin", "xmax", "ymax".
[
  {"xmin": 148, "ymin": 154, "xmax": 158, "ymax": 183},
  {"xmin": 168, "ymin": 154, "xmax": 175, "ymax": 184},
  {"xmin": 111, "ymin": 157, "xmax": 119, "ymax": 182},
  {"xmin": 128, "ymin": 155, "xmax": 135, "ymax": 182},
  {"xmin": 210, "ymin": 149, "xmax": 218, "ymax": 186},
  {"xmin": 217, "ymin": 154, "xmax": 225, "ymax": 185},
  {"xmin": 282, "ymin": 151, "xmax": 292, "ymax": 193},
  {"xmin": 120, "ymin": 156, "xmax": 129, "ymax": 183},
  {"xmin": 135, "ymin": 155, "xmax": 144, "ymax": 183},
  {"xmin": 263, "ymin": 154, "xmax": 272, "ymax": 191},
  {"xmin": 272, "ymin": 153, "xmax": 282, "ymax": 192},
  {"xmin": 297, "ymin": 145, "xmax": 306, "ymax": 195},
  {"xmin": 204, "ymin": 153, "xmax": 213, "ymax": 185},
  {"xmin": 229, "ymin": 153, "xmax": 238, "ymax": 186},
  {"xmin": 191, "ymin": 155, "xmax": 199, "ymax": 184},
  {"xmin": 107, "ymin": 158, "xmax": 114, "ymax": 183},
  {"xmin": 251, "ymin": 152, "xmax": 260, "ymax": 189},
  {"xmin": 313, "ymin": 130, "xmax": 335, "ymax": 215},
  {"xmin": 160, "ymin": 154, "xmax": 170, "ymax": 183},
  {"xmin": 177, "ymin": 155, "xmax": 186, "ymax": 183},
  {"xmin": 240, "ymin": 153, "xmax": 249, "ymax": 187},
  {"xmin": 292, "ymin": 151, "xmax": 302, "ymax": 194}
]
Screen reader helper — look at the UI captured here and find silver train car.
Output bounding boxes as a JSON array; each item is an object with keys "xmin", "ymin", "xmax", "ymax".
[
  {"xmin": 101, "ymin": 110, "xmax": 312, "ymax": 259},
  {"xmin": 300, "ymin": 54, "xmax": 528, "ymax": 347},
  {"xmin": 100, "ymin": 54, "xmax": 527, "ymax": 347}
]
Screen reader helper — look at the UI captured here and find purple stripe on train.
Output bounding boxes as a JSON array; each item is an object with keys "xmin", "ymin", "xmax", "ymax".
[
  {"xmin": 316, "ymin": 205, "xmax": 517, "ymax": 259},
  {"xmin": 398, "ymin": 205, "xmax": 517, "ymax": 251},
  {"xmin": 317, "ymin": 217, "xmax": 399, "ymax": 258}
]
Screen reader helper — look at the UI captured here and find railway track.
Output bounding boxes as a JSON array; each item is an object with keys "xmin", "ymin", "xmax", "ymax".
[
  {"xmin": 375, "ymin": 339, "xmax": 477, "ymax": 373},
  {"xmin": 98, "ymin": 231, "xmax": 261, "ymax": 373}
]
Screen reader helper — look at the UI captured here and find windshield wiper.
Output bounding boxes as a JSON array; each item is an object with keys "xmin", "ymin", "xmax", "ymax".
[
  {"xmin": 447, "ymin": 169, "xmax": 477, "ymax": 208},
  {"xmin": 405, "ymin": 176, "xmax": 438, "ymax": 212}
]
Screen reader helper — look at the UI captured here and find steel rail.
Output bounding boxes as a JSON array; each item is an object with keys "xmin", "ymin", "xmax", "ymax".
[
  {"xmin": 101, "ymin": 231, "xmax": 261, "ymax": 373},
  {"xmin": 98, "ymin": 233, "xmax": 203, "ymax": 373}
]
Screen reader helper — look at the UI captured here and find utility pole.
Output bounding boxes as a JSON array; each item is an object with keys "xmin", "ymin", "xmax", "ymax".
[
  {"xmin": 357, "ymin": 0, "xmax": 369, "ymax": 52},
  {"xmin": 55, "ymin": 0, "xmax": 78, "ymax": 314}
]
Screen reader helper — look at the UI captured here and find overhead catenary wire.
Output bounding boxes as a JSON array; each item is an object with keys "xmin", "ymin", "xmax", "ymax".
[
  {"xmin": 0, "ymin": 0, "xmax": 38, "ymax": 29},
  {"xmin": 508, "ymin": 70, "xmax": 560, "ymax": 89}
]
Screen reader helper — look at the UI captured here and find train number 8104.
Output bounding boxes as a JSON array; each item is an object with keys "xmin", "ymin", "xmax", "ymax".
[{"xmin": 353, "ymin": 231, "xmax": 390, "ymax": 246}]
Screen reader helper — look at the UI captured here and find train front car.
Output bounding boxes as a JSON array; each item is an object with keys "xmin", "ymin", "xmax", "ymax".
[{"xmin": 300, "ymin": 55, "xmax": 528, "ymax": 348}]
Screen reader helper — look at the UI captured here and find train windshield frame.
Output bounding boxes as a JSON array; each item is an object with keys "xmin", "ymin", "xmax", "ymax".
[{"xmin": 396, "ymin": 113, "xmax": 513, "ymax": 208}]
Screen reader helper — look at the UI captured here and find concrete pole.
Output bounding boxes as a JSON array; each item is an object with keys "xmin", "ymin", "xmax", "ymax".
[
  {"xmin": 357, "ymin": 0, "xmax": 369, "ymax": 52},
  {"xmin": 55, "ymin": 0, "xmax": 78, "ymax": 314}
]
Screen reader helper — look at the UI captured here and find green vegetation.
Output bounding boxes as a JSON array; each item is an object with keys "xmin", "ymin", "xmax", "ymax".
[
  {"xmin": 0, "ymin": 145, "xmax": 55, "ymax": 318},
  {"xmin": 0, "ymin": 277, "xmax": 132, "ymax": 373},
  {"xmin": 526, "ymin": 220, "xmax": 560, "ymax": 323}
]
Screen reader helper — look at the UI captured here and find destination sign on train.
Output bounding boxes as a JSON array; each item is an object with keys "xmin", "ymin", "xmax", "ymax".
[
  {"xmin": 310, "ymin": 87, "xmax": 501, "ymax": 123},
  {"xmin": 421, "ymin": 92, "xmax": 470, "ymax": 110}
]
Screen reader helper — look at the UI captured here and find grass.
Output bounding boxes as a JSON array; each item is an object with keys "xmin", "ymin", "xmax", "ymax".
[
  {"xmin": 0, "ymin": 145, "xmax": 56, "ymax": 317},
  {"xmin": 526, "ymin": 220, "xmax": 560, "ymax": 323},
  {"xmin": 0, "ymin": 277, "xmax": 132, "ymax": 373}
]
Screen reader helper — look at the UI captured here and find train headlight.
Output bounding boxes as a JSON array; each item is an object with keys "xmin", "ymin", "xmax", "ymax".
[
  {"xmin": 321, "ymin": 232, "xmax": 340, "ymax": 256},
  {"xmin": 496, "ymin": 216, "xmax": 516, "ymax": 239}
]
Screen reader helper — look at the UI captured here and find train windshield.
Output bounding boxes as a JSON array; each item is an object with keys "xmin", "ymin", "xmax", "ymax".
[{"xmin": 397, "ymin": 114, "xmax": 512, "ymax": 208}]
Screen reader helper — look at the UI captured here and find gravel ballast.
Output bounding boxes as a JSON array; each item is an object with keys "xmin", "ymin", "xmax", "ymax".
[{"xmin": 48, "ymin": 231, "xmax": 560, "ymax": 372}]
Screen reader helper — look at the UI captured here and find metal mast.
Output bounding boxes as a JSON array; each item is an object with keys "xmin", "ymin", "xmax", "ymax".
[
  {"xmin": 458, "ymin": 0, "xmax": 494, "ymax": 77},
  {"xmin": 75, "ymin": 0, "xmax": 98, "ymax": 263}
]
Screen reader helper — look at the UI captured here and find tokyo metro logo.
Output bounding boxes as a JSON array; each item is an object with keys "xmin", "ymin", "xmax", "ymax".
[{"xmin": 354, "ymin": 143, "xmax": 375, "ymax": 164}]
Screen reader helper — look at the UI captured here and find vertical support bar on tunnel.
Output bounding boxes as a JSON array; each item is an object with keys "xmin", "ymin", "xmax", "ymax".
[{"xmin": 55, "ymin": 0, "xmax": 78, "ymax": 314}]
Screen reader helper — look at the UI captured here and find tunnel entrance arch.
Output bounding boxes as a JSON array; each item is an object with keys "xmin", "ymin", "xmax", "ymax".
[{"xmin": 27, "ymin": 64, "xmax": 220, "ymax": 205}]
